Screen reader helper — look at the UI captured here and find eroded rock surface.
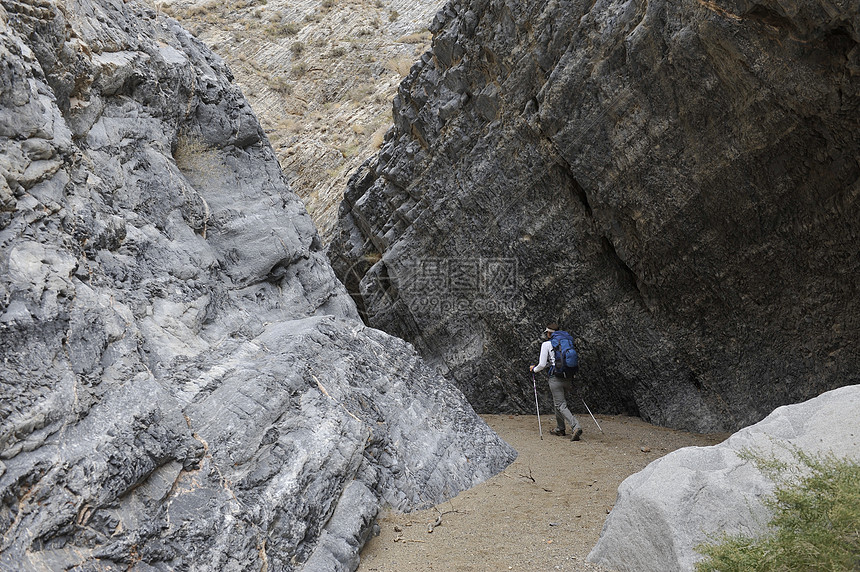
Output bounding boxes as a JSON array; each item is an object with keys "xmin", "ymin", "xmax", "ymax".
[
  {"xmin": 329, "ymin": 0, "xmax": 860, "ymax": 432},
  {"xmin": 0, "ymin": 1, "xmax": 514, "ymax": 569},
  {"xmin": 587, "ymin": 384, "xmax": 860, "ymax": 572}
]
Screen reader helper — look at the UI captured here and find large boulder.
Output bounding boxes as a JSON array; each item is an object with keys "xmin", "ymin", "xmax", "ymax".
[
  {"xmin": 328, "ymin": 0, "xmax": 860, "ymax": 432},
  {"xmin": 586, "ymin": 384, "xmax": 860, "ymax": 571},
  {"xmin": 0, "ymin": 1, "xmax": 515, "ymax": 570}
]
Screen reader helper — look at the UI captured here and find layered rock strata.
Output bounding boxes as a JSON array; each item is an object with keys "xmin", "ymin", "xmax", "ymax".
[
  {"xmin": 329, "ymin": 0, "xmax": 860, "ymax": 431},
  {"xmin": 0, "ymin": 1, "xmax": 515, "ymax": 569}
]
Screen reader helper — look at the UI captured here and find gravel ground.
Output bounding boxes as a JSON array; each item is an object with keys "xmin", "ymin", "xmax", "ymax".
[{"xmin": 358, "ymin": 413, "xmax": 728, "ymax": 571}]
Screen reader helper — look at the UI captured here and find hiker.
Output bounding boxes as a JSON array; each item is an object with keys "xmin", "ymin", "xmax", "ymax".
[{"xmin": 530, "ymin": 323, "xmax": 583, "ymax": 441}]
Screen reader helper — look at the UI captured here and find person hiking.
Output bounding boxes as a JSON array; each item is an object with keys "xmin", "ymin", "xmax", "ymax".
[{"xmin": 529, "ymin": 323, "xmax": 583, "ymax": 441}]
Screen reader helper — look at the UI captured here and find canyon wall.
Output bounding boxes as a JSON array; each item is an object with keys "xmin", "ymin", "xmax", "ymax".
[
  {"xmin": 0, "ymin": 0, "xmax": 514, "ymax": 569},
  {"xmin": 330, "ymin": 0, "xmax": 860, "ymax": 432}
]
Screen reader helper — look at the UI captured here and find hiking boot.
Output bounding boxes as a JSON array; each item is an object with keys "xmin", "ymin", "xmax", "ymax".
[
  {"xmin": 571, "ymin": 427, "xmax": 583, "ymax": 441},
  {"xmin": 549, "ymin": 428, "xmax": 566, "ymax": 436}
]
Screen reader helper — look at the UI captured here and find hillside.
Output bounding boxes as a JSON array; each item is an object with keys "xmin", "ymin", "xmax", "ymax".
[{"xmin": 160, "ymin": 0, "xmax": 445, "ymax": 240}]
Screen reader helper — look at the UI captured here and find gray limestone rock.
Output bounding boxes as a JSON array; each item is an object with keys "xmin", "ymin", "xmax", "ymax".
[
  {"xmin": 329, "ymin": 0, "xmax": 860, "ymax": 432},
  {"xmin": 0, "ymin": 1, "xmax": 515, "ymax": 570},
  {"xmin": 587, "ymin": 384, "xmax": 860, "ymax": 572}
]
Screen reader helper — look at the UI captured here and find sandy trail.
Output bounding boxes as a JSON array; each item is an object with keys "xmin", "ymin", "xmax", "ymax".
[{"xmin": 358, "ymin": 413, "xmax": 728, "ymax": 571}]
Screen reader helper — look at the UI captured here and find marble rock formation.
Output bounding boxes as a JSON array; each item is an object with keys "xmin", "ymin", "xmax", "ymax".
[
  {"xmin": 0, "ymin": 1, "xmax": 515, "ymax": 569},
  {"xmin": 587, "ymin": 384, "xmax": 860, "ymax": 571}
]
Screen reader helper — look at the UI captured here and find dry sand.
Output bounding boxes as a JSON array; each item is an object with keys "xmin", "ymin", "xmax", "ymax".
[{"xmin": 358, "ymin": 413, "xmax": 728, "ymax": 571}]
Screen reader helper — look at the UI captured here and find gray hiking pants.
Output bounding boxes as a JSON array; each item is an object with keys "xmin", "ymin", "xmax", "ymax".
[{"xmin": 549, "ymin": 375, "xmax": 581, "ymax": 433}]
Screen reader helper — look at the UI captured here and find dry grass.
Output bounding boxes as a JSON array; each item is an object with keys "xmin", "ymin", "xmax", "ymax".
[
  {"xmin": 396, "ymin": 30, "xmax": 431, "ymax": 44},
  {"xmin": 290, "ymin": 41, "xmax": 305, "ymax": 56},
  {"xmin": 385, "ymin": 55, "xmax": 413, "ymax": 77},
  {"xmin": 173, "ymin": 133, "xmax": 222, "ymax": 176},
  {"xmin": 267, "ymin": 75, "xmax": 293, "ymax": 94},
  {"xmin": 264, "ymin": 20, "xmax": 301, "ymax": 38},
  {"xmin": 370, "ymin": 125, "xmax": 388, "ymax": 149}
]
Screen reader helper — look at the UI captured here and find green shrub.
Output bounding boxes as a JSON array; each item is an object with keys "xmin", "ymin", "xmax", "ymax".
[{"xmin": 695, "ymin": 450, "xmax": 860, "ymax": 572}]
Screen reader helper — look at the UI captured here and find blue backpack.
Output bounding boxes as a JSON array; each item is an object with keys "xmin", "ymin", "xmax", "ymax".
[{"xmin": 550, "ymin": 330, "xmax": 579, "ymax": 375}]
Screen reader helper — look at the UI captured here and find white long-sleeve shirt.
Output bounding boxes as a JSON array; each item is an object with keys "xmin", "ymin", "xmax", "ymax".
[{"xmin": 532, "ymin": 340, "xmax": 555, "ymax": 373}]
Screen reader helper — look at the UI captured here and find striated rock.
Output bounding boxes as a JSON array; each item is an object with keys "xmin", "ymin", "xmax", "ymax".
[
  {"xmin": 162, "ymin": 0, "xmax": 447, "ymax": 242},
  {"xmin": 587, "ymin": 384, "xmax": 860, "ymax": 572},
  {"xmin": 0, "ymin": 1, "xmax": 515, "ymax": 570},
  {"xmin": 329, "ymin": 0, "xmax": 860, "ymax": 432}
]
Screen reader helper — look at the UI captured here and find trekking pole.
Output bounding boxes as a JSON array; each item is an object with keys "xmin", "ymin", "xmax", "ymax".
[
  {"xmin": 581, "ymin": 398, "xmax": 603, "ymax": 433},
  {"xmin": 532, "ymin": 372, "xmax": 543, "ymax": 440}
]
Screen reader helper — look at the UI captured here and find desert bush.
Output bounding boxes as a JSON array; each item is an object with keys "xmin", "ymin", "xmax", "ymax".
[
  {"xmin": 173, "ymin": 133, "xmax": 221, "ymax": 175},
  {"xmin": 370, "ymin": 125, "xmax": 388, "ymax": 149},
  {"xmin": 338, "ymin": 143, "xmax": 361, "ymax": 158},
  {"xmin": 290, "ymin": 41, "xmax": 305, "ymax": 56},
  {"xmin": 292, "ymin": 61, "xmax": 308, "ymax": 78},
  {"xmin": 695, "ymin": 450, "xmax": 860, "ymax": 572},
  {"xmin": 182, "ymin": 1, "xmax": 217, "ymax": 19},
  {"xmin": 275, "ymin": 116, "xmax": 302, "ymax": 134},
  {"xmin": 267, "ymin": 75, "xmax": 293, "ymax": 94},
  {"xmin": 264, "ymin": 20, "xmax": 301, "ymax": 38},
  {"xmin": 348, "ymin": 84, "xmax": 374, "ymax": 103},
  {"xmin": 385, "ymin": 55, "xmax": 413, "ymax": 77},
  {"xmin": 396, "ymin": 30, "xmax": 432, "ymax": 44}
]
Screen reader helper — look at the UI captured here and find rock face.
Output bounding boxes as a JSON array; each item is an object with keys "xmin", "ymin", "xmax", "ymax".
[
  {"xmin": 161, "ymin": 0, "xmax": 446, "ymax": 242},
  {"xmin": 329, "ymin": 0, "xmax": 860, "ymax": 432},
  {"xmin": 587, "ymin": 384, "xmax": 860, "ymax": 572},
  {"xmin": 0, "ymin": 1, "xmax": 515, "ymax": 570}
]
